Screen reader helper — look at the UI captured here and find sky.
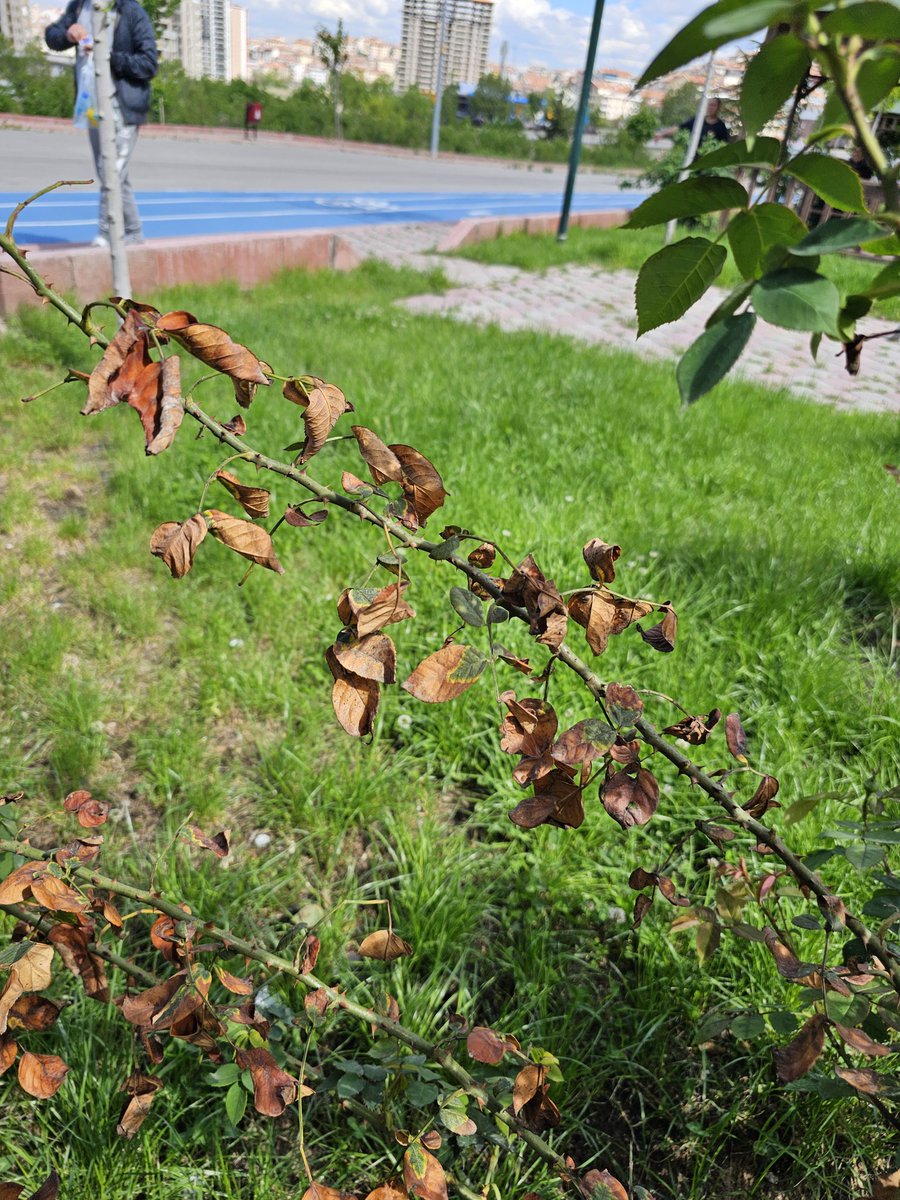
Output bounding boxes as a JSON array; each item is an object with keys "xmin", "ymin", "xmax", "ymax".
[{"xmin": 246, "ymin": 0, "xmax": 695, "ymax": 75}]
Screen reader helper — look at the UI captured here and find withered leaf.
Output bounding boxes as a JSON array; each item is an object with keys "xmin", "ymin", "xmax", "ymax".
[
  {"xmin": 0, "ymin": 865, "xmax": 85, "ymax": 916},
  {"xmin": 284, "ymin": 378, "xmax": 353, "ymax": 464},
  {"xmin": 284, "ymin": 505, "xmax": 328, "ymax": 528},
  {"xmin": 333, "ymin": 633, "xmax": 396, "ymax": 684},
  {"xmin": 582, "ymin": 539, "xmax": 621, "ymax": 584},
  {"xmin": 117, "ymin": 1071, "xmax": 164, "ymax": 1138},
  {"xmin": 214, "ymin": 965, "xmax": 253, "ymax": 995},
  {"xmin": 233, "ymin": 379, "xmax": 258, "ymax": 409},
  {"xmin": 351, "ymin": 582, "xmax": 415, "ymax": 638},
  {"xmin": 568, "ymin": 588, "xmax": 653, "ymax": 655},
  {"xmin": 500, "ymin": 693, "xmax": 558, "ymax": 760},
  {"xmin": 215, "ymin": 470, "xmax": 270, "ymax": 519},
  {"xmin": 121, "ymin": 975, "xmax": 183, "ymax": 1026},
  {"xmin": 305, "ymin": 988, "xmax": 329, "ymax": 1016},
  {"xmin": 403, "ymin": 1139, "xmax": 448, "ymax": 1200},
  {"xmin": 358, "ymin": 930, "xmax": 413, "ymax": 961},
  {"xmin": 466, "ymin": 1026, "xmax": 516, "ymax": 1065},
  {"xmin": 63, "ymin": 789, "xmax": 108, "ymax": 828},
  {"xmin": 502, "ymin": 555, "xmax": 568, "ymax": 651},
  {"xmin": 633, "ymin": 893, "xmax": 653, "ymax": 928},
  {"xmin": 182, "ymin": 824, "xmax": 230, "ymax": 858},
  {"xmin": 512, "ymin": 1063, "xmax": 545, "ymax": 1115},
  {"xmin": 364, "ymin": 1185, "xmax": 407, "ymax": 1200},
  {"xmin": 84, "ymin": 309, "xmax": 146, "ymax": 415},
  {"xmin": 236, "ymin": 1047, "xmax": 299, "ymax": 1116},
  {"xmin": 326, "ymin": 646, "xmax": 381, "ymax": 737},
  {"xmin": 0, "ymin": 1035, "xmax": 16, "ymax": 1076},
  {"xmin": 206, "ymin": 509, "xmax": 283, "ymax": 573},
  {"xmin": 605, "ymin": 683, "xmax": 644, "ymax": 730},
  {"xmin": 836, "ymin": 1067, "xmax": 888, "ymax": 1094},
  {"xmin": 150, "ymin": 913, "xmax": 183, "ymax": 963},
  {"xmin": 637, "ymin": 604, "xmax": 678, "ymax": 653},
  {"xmin": 551, "ymin": 719, "xmax": 616, "ymax": 768},
  {"xmin": 301, "ymin": 1185, "xmax": 345, "ymax": 1200},
  {"xmin": 0, "ymin": 943, "xmax": 54, "ymax": 1035},
  {"xmin": 48, "ymin": 924, "xmax": 108, "ymax": 1001},
  {"xmin": 146, "ymin": 356, "xmax": 184, "ymax": 456},
  {"xmin": 468, "ymin": 542, "xmax": 496, "ymax": 570},
  {"xmin": 762, "ymin": 928, "xmax": 850, "ymax": 994},
  {"xmin": 601, "ymin": 768, "xmax": 659, "ymax": 829},
  {"xmin": 746, "ymin": 775, "xmax": 780, "ymax": 818},
  {"xmin": 301, "ymin": 934, "xmax": 321, "ymax": 974},
  {"xmin": 18, "ymin": 1051, "xmax": 70, "ymax": 1099},
  {"xmin": 352, "ymin": 426, "xmax": 404, "ymax": 484},
  {"xmin": 156, "ymin": 311, "xmax": 269, "ymax": 386},
  {"xmin": 663, "ymin": 709, "xmax": 721, "ymax": 745},
  {"xmin": 1, "ymin": 1174, "xmax": 59, "ymax": 1200},
  {"xmin": 773, "ymin": 1013, "xmax": 826, "ymax": 1082},
  {"xmin": 725, "ymin": 713, "xmax": 749, "ymax": 762},
  {"xmin": 507, "ymin": 791, "xmax": 558, "ymax": 830},
  {"xmin": 150, "ymin": 515, "xmax": 207, "ymax": 579},
  {"xmin": 7, "ymin": 995, "xmax": 61, "ymax": 1032},
  {"xmin": 222, "ymin": 414, "xmax": 247, "ymax": 436},
  {"xmin": 402, "ymin": 643, "xmax": 486, "ymax": 704},
  {"xmin": 390, "ymin": 444, "xmax": 447, "ymax": 529},
  {"xmin": 582, "ymin": 1170, "xmax": 629, "ymax": 1200},
  {"xmin": 833, "ymin": 1024, "xmax": 892, "ymax": 1057}
]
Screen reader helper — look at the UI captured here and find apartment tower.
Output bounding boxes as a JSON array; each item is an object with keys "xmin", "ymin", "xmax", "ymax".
[{"xmin": 396, "ymin": 0, "xmax": 493, "ymax": 93}]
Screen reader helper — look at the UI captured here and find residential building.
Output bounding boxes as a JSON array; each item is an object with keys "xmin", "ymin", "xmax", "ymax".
[
  {"xmin": 1, "ymin": 0, "xmax": 29, "ymax": 52},
  {"xmin": 230, "ymin": 3, "xmax": 247, "ymax": 81},
  {"xmin": 396, "ymin": 0, "xmax": 493, "ymax": 94}
]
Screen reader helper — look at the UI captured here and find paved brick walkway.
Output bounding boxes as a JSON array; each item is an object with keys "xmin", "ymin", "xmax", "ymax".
[{"xmin": 345, "ymin": 223, "xmax": 899, "ymax": 415}]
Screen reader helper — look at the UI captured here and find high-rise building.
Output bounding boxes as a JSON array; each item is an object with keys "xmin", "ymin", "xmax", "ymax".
[
  {"xmin": 161, "ymin": 0, "xmax": 233, "ymax": 81},
  {"xmin": 0, "ymin": 0, "xmax": 30, "ymax": 52},
  {"xmin": 396, "ymin": 0, "xmax": 492, "ymax": 94},
  {"xmin": 230, "ymin": 4, "xmax": 248, "ymax": 81}
]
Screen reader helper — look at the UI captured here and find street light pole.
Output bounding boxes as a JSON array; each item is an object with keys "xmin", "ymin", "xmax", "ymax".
[
  {"xmin": 430, "ymin": 0, "xmax": 451, "ymax": 159},
  {"xmin": 664, "ymin": 52, "xmax": 716, "ymax": 244},
  {"xmin": 557, "ymin": 0, "xmax": 607, "ymax": 241},
  {"xmin": 92, "ymin": 0, "xmax": 131, "ymax": 298}
]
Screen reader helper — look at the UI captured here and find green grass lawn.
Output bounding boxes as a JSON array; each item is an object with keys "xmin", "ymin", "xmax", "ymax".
[
  {"xmin": 0, "ymin": 260, "xmax": 897, "ymax": 1199},
  {"xmin": 454, "ymin": 224, "xmax": 900, "ymax": 321}
]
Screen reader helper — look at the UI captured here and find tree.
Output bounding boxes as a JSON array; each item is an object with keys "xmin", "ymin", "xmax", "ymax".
[
  {"xmin": 140, "ymin": 0, "xmax": 180, "ymax": 39},
  {"xmin": 317, "ymin": 19, "xmax": 349, "ymax": 140},
  {"xmin": 625, "ymin": 104, "xmax": 659, "ymax": 146},
  {"xmin": 470, "ymin": 72, "xmax": 511, "ymax": 124},
  {"xmin": 543, "ymin": 89, "xmax": 574, "ymax": 140},
  {"xmin": 659, "ymin": 80, "xmax": 699, "ymax": 127}
]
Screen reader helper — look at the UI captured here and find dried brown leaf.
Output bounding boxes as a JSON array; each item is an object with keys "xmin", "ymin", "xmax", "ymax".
[
  {"xmin": 146, "ymin": 356, "xmax": 183, "ymax": 455},
  {"xmin": 215, "ymin": 469, "xmax": 270, "ymax": 519},
  {"xmin": 403, "ymin": 1140, "xmax": 448, "ymax": 1200},
  {"xmin": 833, "ymin": 1024, "xmax": 892, "ymax": 1057},
  {"xmin": 601, "ymin": 769, "xmax": 659, "ymax": 829},
  {"xmin": 236, "ymin": 1046, "xmax": 298, "ymax": 1116},
  {"xmin": 466, "ymin": 1026, "xmax": 511, "ymax": 1065},
  {"xmin": 326, "ymin": 646, "xmax": 381, "ymax": 737},
  {"xmin": 662, "ymin": 709, "xmax": 721, "ymax": 745},
  {"xmin": 551, "ymin": 719, "xmax": 616, "ymax": 769},
  {"xmin": 284, "ymin": 378, "xmax": 353, "ymax": 464},
  {"xmin": 48, "ymin": 924, "xmax": 108, "ymax": 1000},
  {"xmin": 214, "ymin": 965, "xmax": 253, "ymax": 995},
  {"xmin": 582, "ymin": 539, "xmax": 621, "ymax": 584},
  {"xmin": 502, "ymin": 555, "xmax": 568, "ymax": 651},
  {"xmin": 150, "ymin": 515, "xmax": 208, "ymax": 579},
  {"xmin": 725, "ymin": 713, "xmax": 748, "ymax": 762},
  {"xmin": 156, "ymin": 311, "xmax": 269, "ymax": 385},
  {"xmin": 467, "ymin": 542, "xmax": 496, "ymax": 570},
  {"xmin": 582, "ymin": 1169, "xmax": 629, "ymax": 1200},
  {"xmin": 206, "ymin": 509, "xmax": 283, "ymax": 573},
  {"xmin": 18, "ymin": 1051, "xmax": 70, "ymax": 1098},
  {"xmin": 353, "ymin": 582, "xmax": 416, "ymax": 638},
  {"xmin": 746, "ymin": 775, "xmax": 780, "ymax": 818},
  {"xmin": 568, "ymin": 588, "xmax": 653, "ymax": 655},
  {"xmin": 333, "ymin": 633, "xmax": 397, "ymax": 684},
  {"xmin": 83, "ymin": 309, "xmax": 145, "ymax": 415},
  {"xmin": 637, "ymin": 604, "xmax": 678, "ymax": 653},
  {"xmin": 117, "ymin": 1071, "xmax": 164, "ymax": 1138},
  {"xmin": 63, "ymin": 789, "xmax": 108, "ymax": 828},
  {"xmin": 402, "ymin": 643, "xmax": 486, "ymax": 704},
  {"xmin": 352, "ymin": 426, "xmax": 404, "ymax": 484},
  {"xmin": 358, "ymin": 930, "xmax": 413, "ymax": 961},
  {"xmin": 773, "ymin": 1013, "xmax": 826, "ymax": 1082},
  {"xmin": 390, "ymin": 444, "xmax": 447, "ymax": 529},
  {"xmin": 284, "ymin": 505, "xmax": 328, "ymax": 527},
  {"xmin": 7, "ymin": 994, "xmax": 61, "ymax": 1032},
  {"xmin": 182, "ymin": 824, "xmax": 230, "ymax": 858},
  {"xmin": 836, "ymin": 1067, "xmax": 888, "ymax": 1094},
  {"xmin": 222, "ymin": 414, "xmax": 247, "ymax": 436}
]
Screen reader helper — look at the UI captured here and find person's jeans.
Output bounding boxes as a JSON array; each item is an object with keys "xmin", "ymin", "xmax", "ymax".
[{"xmin": 88, "ymin": 117, "xmax": 142, "ymax": 239}]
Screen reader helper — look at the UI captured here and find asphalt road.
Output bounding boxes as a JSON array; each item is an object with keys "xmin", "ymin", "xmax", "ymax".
[{"xmin": 0, "ymin": 125, "xmax": 634, "ymax": 196}]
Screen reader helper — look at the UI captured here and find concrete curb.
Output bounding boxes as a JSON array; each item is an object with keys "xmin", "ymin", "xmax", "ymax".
[
  {"xmin": 0, "ymin": 228, "xmax": 360, "ymax": 316},
  {"xmin": 437, "ymin": 208, "xmax": 630, "ymax": 252}
]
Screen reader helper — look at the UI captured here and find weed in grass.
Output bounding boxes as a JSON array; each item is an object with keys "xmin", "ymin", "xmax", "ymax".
[{"xmin": 0, "ymin": 260, "xmax": 896, "ymax": 1198}]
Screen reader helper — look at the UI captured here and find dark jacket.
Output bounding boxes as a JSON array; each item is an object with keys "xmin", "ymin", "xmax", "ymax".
[{"xmin": 45, "ymin": 0, "xmax": 158, "ymax": 126}]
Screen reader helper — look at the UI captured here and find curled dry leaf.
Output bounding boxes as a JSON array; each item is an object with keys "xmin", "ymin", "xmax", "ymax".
[
  {"xmin": 222, "ymin": 414, "xmax": 247, "ymax": 436},
  {"xmin": 512, "ymin": 1063, "xmax": 545, "ymax": 1116},
  {"xmin": 333, "ymin": 633, "xmax": 397, "ymax": 684},
  {"xmin": 215, "ymin": 470, "xmax": 270, "ymax": 519},
  {"xmin": 0, "ymin": 864, "xmax": 86, "ymax": 917},
  {"xmin": 156, "ymin": 311, "xmax": 269, "ymax": 386},
  {"xmin": 326, "ymin": 646, "xmax": 381, "ymax": 737},
  {"xmin": 48, "ymin": 923, "xmax": 108, "ymax": 1001},
  {"xmin": 83, "ymin": 309, "xmax": 146, "ymax": 415},
  {"xmin": 284, "ymin": 505, "xmax": 328, "ymax": 528},
  {"xmin": 551, "ymin": 719, "xmax": 616, "ymax": 769},
  {"xmin": 745, "ymin": 775, "xmax": 780, "ymax": 818},
  {"xmin": 206, "ymin": 509, "xmax": 283, "ymax": 573},
  {"xmin": 468, "ymin": 542, "xmax": 496, "ymax": 570},
  {"xmin": 0, "ymin": 943, "xmax": 55, "ymax": 1034},
  {"xmin": 236, "ymin": 1046, "xmax": 299, "ymax": 1117},
  {"xmin": 633, "ymin": 893, "xmax": 653, "ymax": 928},
  {"xmin": 342, "ymin": 582, "xmax": 416, "ymax": 638},
  {"xmin": 403, "ymin": 1140, "xmax": 448, "ymax": 1200},
  {"xmin": 662, "ymin": 709, "xmax": 721, "ymax": 745},
  {"xmin": 568, "ymin": 588, "xmax": 653, "ymax": 655},
  {"xmin": 582, "ymin": 1170, "xmax": 629, "ymax": 1200},
  {"xmin": 605, "ymin": 683, "xmax": 644, "ymax": 730},
  {"xmin": 833, "ymin": 1024, "xmax": 892, "ymax": 1057},
  {"xmin": 0, "ymin": 1035, "xmax": 17, "ymax": 1076},
  {"xmin": 358, "ymin": 930, "xmax": 413, "ymax": 961},
  {"xmin": 284, "ymin": 377, "xmax": 353, "ymax": 464},
  {"xmin": 117, "ymin": 1071, "xmax": 164, "ymax": 1138},
  {"xmin": 502, "ymin": 554, "xmax": 568, "ymax": 651},
  {"xmin": 18, "ymin": 1051, "xmax": 70, "ymax": 1099},
  {"xmin": 305, "ymin": 988, "xmax": 329, "ymax": 1016},
  {"xmin": 150, "ymin": 515, "xmax": 207, "ymax": 579},
  {"xmin": 601, "ymin": 769, "xmax": 659, "ymax": 829},
  {"xmin": 301, "ymin": 1185, "xmax": 345, "ymax": 1200},
  {"xmin": 214, "ymin": 965, "xmax": 253, "ymax": 995},
  {"xmin": 402, "ymin": 643, "xmax": 486, "ymax": 704},
  {"xmin": 762, "ymin": 928, "xmax": 850, "ymax": 994},
  {"xmin": 182, "ymin": 824, "xmax": 230, "ymax": 858},
  {"xmin": 63, "ymin": 789, "xmax": 108, "ymax": 828},
  {"xmin": 352, "ymin": 426, "xmax": 404, "ymax": 484},
  {"xmin": 773, "ymin": 1013, "xmax": 827, "ymax": 1082},
  {"xmin": 725, "ymin": 713, "xmax": 749, "ymax": 762},
  {"xmin": 582, "ymin": 539, "xmax": 621, "ymax": 584},
  {"xmin": 364, "ymin": 1184, "xmax": 407, "ymax": 1200},
  {"xmin": 390, "ymin": 444, "xmax": 447, "ymax": 529},
  {"xmin": 637, "ymin": 604, "xmax": 678, "ymax": 653},
  {"xmin": 7, "ymin": 995, "xmax": 61, "ymax": 1032},
  {"xmin": 146, "ymin": 356, "xmax": 183, "ymax": 456},
  {"xmin": 836, "ymin": 1067, "xmax": 888, "ymax": 1095},
  {"xmin": 466, "ymin": 1026, "xmax": 518, "ymax": 1065}
]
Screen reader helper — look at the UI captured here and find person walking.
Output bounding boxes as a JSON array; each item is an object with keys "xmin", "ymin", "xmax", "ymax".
[
  {"xmin": 659, "ymin": 98, "xmax": 730, "ymax": 146},
  {"xmin": 45, "ymin": 0, "xmax": 158, "ymax": 247},
  {"xmin": 244, "ymin": 99, "xmax": 263, "ymax": 140}
]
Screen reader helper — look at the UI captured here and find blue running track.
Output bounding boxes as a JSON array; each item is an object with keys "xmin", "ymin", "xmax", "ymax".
[{"xmin": 0, "ymin": 189, "xmax": 647, "ymax": 246}]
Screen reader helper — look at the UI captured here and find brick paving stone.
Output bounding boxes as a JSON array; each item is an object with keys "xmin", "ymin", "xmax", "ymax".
[{"xmin": 342, "ymin": 223, "xmax": 899, "ymax": 415}]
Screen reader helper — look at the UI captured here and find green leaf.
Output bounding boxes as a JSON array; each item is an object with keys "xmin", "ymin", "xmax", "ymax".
[
  {"xmin": 742, "ymin": 35, "xmax": 810, "ymax": 138},
  {"xmin": 449, "ymin": 586, "xmax": 484, "ymax": 627},
  {"xmin": 752, "ymin": 269, "xmax": 841, "ymax": 333},
  {"xmin": 676, "ymin": 313, "xmax": 757, "ymax": 404},
  {"xmin": 843, "ymin": 844, "xmax": 883, "ymax": 871},
  {"xmin": 791, "ymin": 914, "xmax": 821, "ymax": 930},
  {"xmin": 784, "ymin": 152, "xmax": 866, "ymax": 211},
  {"xmin": 0, "ymin": 941, "xmax": 37, "ymax": 967},
  {"xmin": 689, "ymin": 136, "xmax": 781, "ymax": 171},
  {"xmin": 225, "ymin": 1081, "xmax": 247, "ymax": 1124},
  {"xmin": 429, "ymin": 535, "xmax": 461, "ymax": 560},
  {"xmin": 820, "ymin": 50, "xmax": 900, "ymax": 127},
  {"xmin": 838, "ymin": 293, "xmax": 872, "ymax": 339},
  {"xmin": 727, "ymin": 204, "xmax": 807, "ymax": 279},
  {"xmin": 636, "ymin": 238, "xmax": 727, "ymax": 336},
  {"xmin": 486, "ymin": 604, "xmax": 509, "ymax": 624},
  {"xmin": 625, "ymin": 177, "xmax": 749, "ymax": 229},
  {"xmin": 704, "ymin": 0, "xmax": 798, "ymax": 39},
  {"xmin": 792, "ymin": 216, "xmax": 888, "ymax": 255},
  {"xmin": 637, "ymin": 0, "xmax": 752, "ymax": 86},
  {"xmin": 864, "ymin": 260, "xmax": 900, "ymax": 301},
  {"xmin": 783, "ymin": 790, "xmax": 842, "ymax": 825},
  {"xmin": 208, "ymin": 1063, "xmax": 242, "ymax": 1087},
  {"xmin": 822, "ymin": 1, "xmax": 900, "ymax": 38},
  {"xmin": 730, "ymin": 1011, "xmax": 766, "ymax": 1039},
  {"xmin": 405, "ymin": 1078, "xmax": 440, "ymax": 1107},
  {"xmin": 769, "ymin": 1010, "xmax": 798, "ymax": 1037},
  {"xmin": 786, "ymin": 1073, "xmax": 855, "ymax": 1099},
  {"xmin": 706, "ymin": 280, "xmax": 754, "ymax": 327}
]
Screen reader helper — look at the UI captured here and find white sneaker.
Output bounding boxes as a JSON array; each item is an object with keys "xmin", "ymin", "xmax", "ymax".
[{"xmin": 91, "ymin": 235, "xmax": 109, "ymax": 248}]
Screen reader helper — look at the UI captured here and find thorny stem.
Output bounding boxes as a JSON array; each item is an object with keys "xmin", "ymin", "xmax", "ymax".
[
  {"xmin": 0, "ymin": 838, "xmax": 577, "ymax": 1189},
  {"xmin": 0, "ymin": 901, "xmax": 157, "ymax": 985}
]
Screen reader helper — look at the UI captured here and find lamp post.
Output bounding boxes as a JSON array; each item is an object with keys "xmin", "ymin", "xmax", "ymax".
[
  {"xmin": 430, "ymin": 0, "xmax": 451, "ymax": 159},
  {"xmin": 557, "ymin": 0, "xmax": 606, "ymax": 241}
]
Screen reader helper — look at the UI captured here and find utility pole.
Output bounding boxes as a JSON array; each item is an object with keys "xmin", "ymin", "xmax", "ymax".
[
  {"xmin": 92, "ymin": 0, "xmax": 131, "ymax": 298},
  {"xmin": 430, "ymin": 0, "xmax": 450, "ymax": 159},
  {"xmin": 557, "ymin": 0, "xmax": 607, "ymax": 241},
  {"xmin": 664, "ymin": 52, "xmax": 716, "ymax": 244}
]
